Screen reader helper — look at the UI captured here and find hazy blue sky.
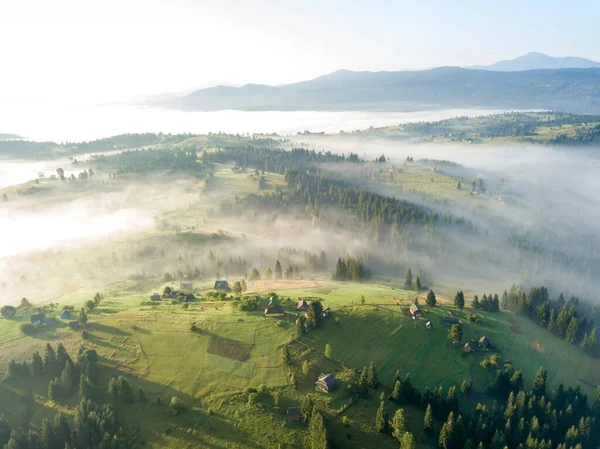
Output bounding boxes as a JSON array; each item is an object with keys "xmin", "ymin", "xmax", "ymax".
[{"xmin": 2, "ymin": 0, "xmax": 598, "ymax": 104}]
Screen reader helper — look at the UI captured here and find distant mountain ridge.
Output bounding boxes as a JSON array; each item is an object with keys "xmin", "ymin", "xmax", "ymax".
[
  {"xmin": 470, "ymin": 52, "xmax": 600, "ymax": 71},
  {"xmin": 169, "ymin": 66, "xmax": 600, "ymax": 113}
]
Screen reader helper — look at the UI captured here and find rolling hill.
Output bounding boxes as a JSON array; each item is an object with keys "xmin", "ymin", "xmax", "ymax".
[
  {"xmin": 472, "ymin": 51, "xmax": 600, "ymax": 71},
  {"xmin": 169, "ymin": 67, "xmax": 600, "ymax": 113}
]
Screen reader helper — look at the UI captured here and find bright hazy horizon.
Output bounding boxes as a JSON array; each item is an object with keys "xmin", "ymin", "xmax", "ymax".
[{"xmin": 3, "ymin": 0, "xmax": 600, "ymax": 106}]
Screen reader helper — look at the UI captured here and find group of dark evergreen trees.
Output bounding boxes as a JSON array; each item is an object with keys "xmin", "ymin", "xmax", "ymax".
[
  {"xmin": 202, "ymin": 145, "xmax": 359, "ymax": 175},
  {"xmin": 332, "ymin": 257, "xmax": 366, "ymax": 282},
  {"xmin": 92, "ymin": 148, "xmax": 204, "ymax": 175},
  {"xmin": 0, "ymin": 398, "xmax": 132, "ymax": 449},
  {"xmin": 3, "ymin": 343, "xmax": 135, "ymax": 449},
  {"xmin": 386, "ymin": 365, "xmax": 600, "ymax": 449},
  {"xmin": 500, "ymin": 285, "xmax": 599, "ymax": 356},
  {"xmin": 471, "ymin": 293, "xmax": 501, "ymax": 312}
]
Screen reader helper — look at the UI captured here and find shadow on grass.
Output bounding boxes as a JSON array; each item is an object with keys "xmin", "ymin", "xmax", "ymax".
[{"xmin": 88, "ymin": 322, "xmax": 131, "ymax": 336}]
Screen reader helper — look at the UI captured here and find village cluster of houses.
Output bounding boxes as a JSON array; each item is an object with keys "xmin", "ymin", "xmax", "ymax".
[{"xmin": 408, "ymin": 303, "xmax": 492, "ymax": 353}]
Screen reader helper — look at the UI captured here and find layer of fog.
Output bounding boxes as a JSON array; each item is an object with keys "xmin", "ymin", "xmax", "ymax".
[
  {"xmin": 0, "ymin": 176, "xmax": 204, "ymax": 302},
  {"xmin": 0, "ymin": 103, "xmax": 511, "ymax": 142},
  {"xmin": 289, "ymin": 134, "xmax": 600, "ymax": 297},
  {"xmin": 0, "ymin": 149, "xmax": 131, "ymax": 189}
]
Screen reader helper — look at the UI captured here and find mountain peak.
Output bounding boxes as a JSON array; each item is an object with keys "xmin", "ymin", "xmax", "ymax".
[{"xmin": 473, "ymin": 52, "xmax": 600, "ymax": 71}]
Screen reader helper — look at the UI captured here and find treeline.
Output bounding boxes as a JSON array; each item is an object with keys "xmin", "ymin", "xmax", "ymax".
[
  {"xmin": 549, "ymin": 126, "xmax": 600, "ymax": 146},
  {"xmin": 332, "ymin": 257, "xmax": 366, "ymax": 282},
  {"xmin": 0, "ymin": 398, "xmax": 132, "ymax": 449},
  {"xmin": 202, "ymin": 145, "xmax": 361, "ymax": 174},
  {"xmin": 3, "ymin": 343, "xmax": 136, "ymax": 449},
  {"xmin": 285, "ymin": 168, "xmax": 434, "ymax": 227},
  {"xmin": 501, "ymin": 285, "xmax": 599, "ymax": 356},
  {"xmin": 91, "ymin": 148, "xmax": 204, "ymax": 174},
  {"xmin": 67, "ymin": 132, "xmax": 194, "ymax": 152},
  {"xmin": 472, "ymin": 293, "xmax": 501, "ymax": 312},
  {"xmin": 389, "ymin": 363, "xmax": 600, "ymax": 449}
]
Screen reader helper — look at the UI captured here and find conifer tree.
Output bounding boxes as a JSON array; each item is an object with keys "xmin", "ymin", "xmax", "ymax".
[
  {"xmin": 426, "ymin": 289, "xmax": 437, "ymax": 307},
  {"xmin": 32, "ymin": 351, "xmax": 44, "ymax": 377},
  {"xmin": 274, "ymin": 260, "xmax": 282, "ymax": 279},
  {"xmin": 375, "ymin": 400, "xmax": 388, "ymax": 433},
  {"xmin": 306, "ymin": 409, "xmax": 328, "ymax": 449},
  {"xmin": 366, "ymin": 361, "xmax": 379, "ymax": 388},
  {"xmin": 40, "ymin": 418, "xmax": 56, "ymax": 449},
  {"xmin": 423, "ymin": 404, "xmax": 433, "ymax": 434},
  {"xmin": 53, "ymin": 413, "xmax": 71, "ymax": 448},
  {"xmin": 391, "ymin": 379, "xmax": 402, "ymax": 403},
  {"xmin": 108, "ymin": 378, "xmax": 118, "ymax": 403},
  {"xmin": 472, "ymin": 295, "xmax": 480, "ymax": 309},
  {"xmin": 117, "ymin": 376, "xmax": 134, "ymax": 404},
  {"xmin": 43, "ymin": 344, "xmax": 57, "ymax": 375},
  {"xmin": 400, "ymin": 432, "xmax": 416, "ymax": 449},
  {"xmin": 438, "ymin": 412, "xmax": 455, "ymax": 449},
  {"xmin": 566, "ymin": 317, "xmax": 579, "ymax": 344},
  {"xmin": 391, "ymin": 408, "xmax": 406, "ymax": 441},
  {"xmin": 415, "ymin": 277, "xmax": 421, "ymax": 291},
  {"xmin": 139, "ymin": 386, "xmax": 146, "ymax": 403},
  {"xmin": 356, "ymin": 367, "xmax": 369, "ymax": 398},
  {"xmin": 454, "ymin": 291, "xmax": 465, "ymax": 309},
  {"xmin": 404, "ymin": 268, "xmax": 412, "ymax": 290},
  {"xmin": 532, "ymin": 367, "xmax": 547, "ymax": 397}
]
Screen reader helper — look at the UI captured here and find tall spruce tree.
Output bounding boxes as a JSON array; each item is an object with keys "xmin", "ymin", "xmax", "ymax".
[
  {"xmin": 306, "ymin": 409, "xmax": 328, "ymax": 449},
  {"xmin": 366, "ymin": 361, "xmax": 379, "ymax": 388},
  {"xmin": 404, "ymin": 268, "xmax": 412, "ymax": 290},
  {"xmin": 391, "ymin": 408, "xmax": 406, "ymax": 441},
  {"xmin": 423, "ymin": 404, "xmax": 434, "ymax": 434},
  {"xmin": 32, "ymin": 351, "xmax": 44, "ymax": 377},
  {"xmin": 454, "ymin": 291, "xmax": 465, "ymax": 309},
  {"xmin": 375, "ymin": 400, "xmax": 389, "ymax": 433},
  {"xmin": 274, "ymin": 260, "xmax": 283, "ymax": 279},
  {"xmin": 426, "ymin": 289, "xmax": 437, "ymax": 307}
]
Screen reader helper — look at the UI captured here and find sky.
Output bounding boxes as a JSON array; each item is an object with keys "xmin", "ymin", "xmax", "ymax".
[{"xmin": 2, "ymin": 0, "xmax": 599, "ymax": 105}]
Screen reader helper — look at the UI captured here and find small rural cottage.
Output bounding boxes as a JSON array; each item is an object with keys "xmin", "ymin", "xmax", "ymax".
[
  {"xmin": 264, "ymin": 304, "xmax": 285, "ymax": 317},
  {"xmin": 260, "ymin": 297, "xmax": 279, "ymax": 311},
  {"xmin": 316, "ymin": 373, "xmax": 338, "ymax": 393},
  {"xmin": 296, "ymin": 298, "xmax": 309, "ymax": 312},
  {"xmin": 463, "ymin": 342, "xmax": 476, "ymax": 353},
  {"xmin": 60, "ymin": 311, "xmax": 70, "ymax": 319},
  {"xmin": 214, "ymin": 280, "xmax": 229, "ymax": 291},
  {"xmin": 150, "ymin": 293, "xmax": 161, "ymax": 301},
  {"xmin": 30, "ymin": 313, "xmax": 46, "ymax": 325},
  {"xmin": 287, "ymin": 406, "xmax": 302, "ymax": 422},
  {"xmin": 425, "ymin": 321, "xmax": 432, "ymax": 329},
  {"xmin": 410, "ymin": 303, "xmax": 423, "ymax": 317},
  {"xmin": 322, "ymin": 307, "xmax": 331, "ymax": 317},
  {"xmin": 478, "ymin": 336, "xmax": 491, "ymax": 349}
]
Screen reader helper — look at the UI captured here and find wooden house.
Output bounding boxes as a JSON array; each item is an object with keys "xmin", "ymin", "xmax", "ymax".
[
  {"xmin": 410, "ymin": 304, "xmax": 423, "ymax": 317},
  {"xmin": 316, "ymin": 373, "xmax": 338, "ymax": 393},
  {"xmin": 296, "ymin": 299, "xmax": 309, "ymax": 312},
  {"xmin": 478, "ymin": 336, "xmax": 491, "ymax": 349},
  {"xmin": 30, "ymin": 313, "xmax": 46, "ymax": 325},
  {"xmin": 463, "ymin": 342, "xmax": 476, "ymax": 353}
]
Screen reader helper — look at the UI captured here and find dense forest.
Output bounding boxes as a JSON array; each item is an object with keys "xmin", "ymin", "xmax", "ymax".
[
  {"xmin": 91, "ymin": 148, "xmax": 206, "ymax": 175},
  {"xmin": 500, "ymin": 285, "xmax": 599, "ymax": 357}
]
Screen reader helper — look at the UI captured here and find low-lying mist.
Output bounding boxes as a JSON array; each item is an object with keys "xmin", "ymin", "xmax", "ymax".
[{"xmin": 287, "ymin": 134, "xmax": 600, "ymax": 298}]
